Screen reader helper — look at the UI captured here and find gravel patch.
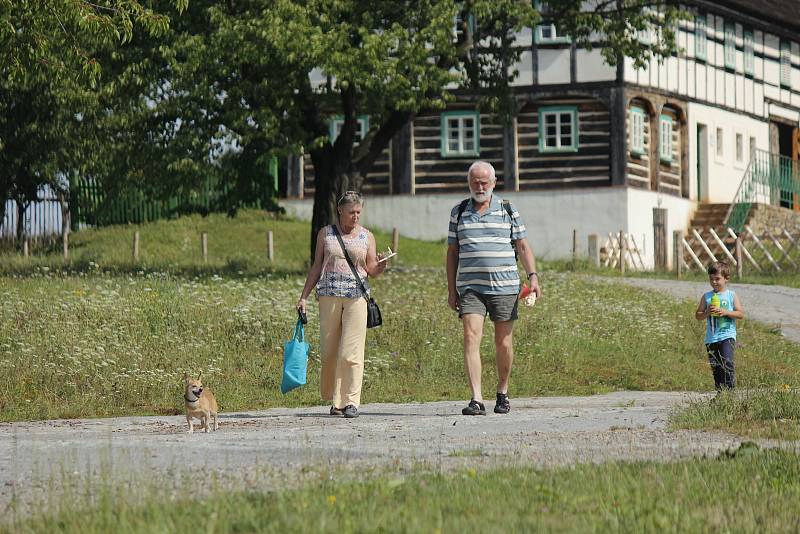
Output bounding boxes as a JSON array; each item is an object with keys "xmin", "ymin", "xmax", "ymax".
[{"xmin": 0, "ymin": 391, "xmax": 768, "ymax": 518}]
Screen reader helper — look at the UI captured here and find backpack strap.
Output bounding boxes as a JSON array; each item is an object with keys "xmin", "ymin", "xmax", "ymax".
[
  {"xmin": 454, "ymin": 198, "xmax": 470, "ymax": 244},
  {"xmin": 456, "ymin": 198, "xmax": 470, "ymax": 225},
  {"xmin": 502, "ymin": 200, "xmax": 518, "ymax": 261}
]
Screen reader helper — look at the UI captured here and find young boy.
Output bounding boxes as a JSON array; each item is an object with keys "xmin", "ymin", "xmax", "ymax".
[{"xmin": 694, "ymin": 261, "xmax": 745, "ymax": 390}]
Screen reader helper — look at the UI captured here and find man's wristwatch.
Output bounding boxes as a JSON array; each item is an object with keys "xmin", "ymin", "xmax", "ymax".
[{"xmin": 527, "ymin": 272, "xmax": 538, "ymax": 280}]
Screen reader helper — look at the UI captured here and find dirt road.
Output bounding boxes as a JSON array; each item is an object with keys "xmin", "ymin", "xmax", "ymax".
[{"xmin": 0, "ymin": 391, "xmax": 748, "ymax": 516}]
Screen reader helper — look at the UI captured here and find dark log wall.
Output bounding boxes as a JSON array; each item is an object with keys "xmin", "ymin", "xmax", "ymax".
[{"xmin": 516, "ymin": 97, "xmax": 612, "ymax": 190}]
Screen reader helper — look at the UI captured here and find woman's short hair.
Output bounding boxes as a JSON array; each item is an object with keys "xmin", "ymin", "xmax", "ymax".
[{"xmin": 337, "ymin": 190, "xmax": 363, "ymax": 207}]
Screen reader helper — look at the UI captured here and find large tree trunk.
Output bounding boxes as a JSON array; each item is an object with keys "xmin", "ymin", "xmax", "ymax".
[
  {"xmin": 15, "ymin": 199, "xmax": 26, "ymax": 244},
  {"xmin": 307, "ymin": 145, "xmax": 363, "ymax": 262},
  {"xmin": 308, "ymin": 147, "xmax": 338, "ymax": 263}
]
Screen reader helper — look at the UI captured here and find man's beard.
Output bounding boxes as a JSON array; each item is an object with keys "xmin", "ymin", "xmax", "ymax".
[{"xmin": 471, "ymin": 191, "xmax": 490, "ymax": 203}]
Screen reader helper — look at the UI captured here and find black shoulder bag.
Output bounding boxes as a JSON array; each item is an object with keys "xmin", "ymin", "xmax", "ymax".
[{"xmin": 332, "ymin": 225, "xmax": 383, "ymax": 328}]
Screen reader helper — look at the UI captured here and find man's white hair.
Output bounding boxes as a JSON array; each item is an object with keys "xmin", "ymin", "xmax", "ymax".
[{"xmin": 467, "ymin": 161, "xmax": 496, "ymax": 182}]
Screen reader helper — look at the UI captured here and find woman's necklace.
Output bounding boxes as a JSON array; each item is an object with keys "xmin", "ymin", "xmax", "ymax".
[{"xmin": 338, "ymin": 223, "xmax": 358, "ymax": 237}]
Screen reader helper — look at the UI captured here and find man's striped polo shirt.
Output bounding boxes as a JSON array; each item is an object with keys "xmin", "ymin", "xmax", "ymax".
[{"xmin": 447, "ymin": 194, "xmax": 527, "ymax": 296}]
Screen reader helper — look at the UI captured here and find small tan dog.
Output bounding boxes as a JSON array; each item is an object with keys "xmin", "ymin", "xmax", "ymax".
[{"xmin": 184, "ymin": 372, "xmax": 218, "ymax": 433}]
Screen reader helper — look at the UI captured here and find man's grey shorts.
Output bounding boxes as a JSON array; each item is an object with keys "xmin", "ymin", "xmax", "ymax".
[{"xmin": 458, "ymin": 289, "xmax": 519, "ymax": 322}]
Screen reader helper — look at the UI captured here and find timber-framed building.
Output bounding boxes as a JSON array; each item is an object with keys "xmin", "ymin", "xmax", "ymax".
[{"xmin": 284, "ymin": 1, "xmax": 800, "ymax": 265}]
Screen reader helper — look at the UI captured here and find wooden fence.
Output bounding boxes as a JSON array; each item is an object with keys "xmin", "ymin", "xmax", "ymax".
[
  {"xmin": 592, "ymin": 231, "xmax": 646, "ymax": 272},
  {"xmin": 675, "ymin": 225, "xmax": 800, "ymax": 275},
  {"xmin": 0, "ymin": 189, "xmax": 64, "ymax": 242}
]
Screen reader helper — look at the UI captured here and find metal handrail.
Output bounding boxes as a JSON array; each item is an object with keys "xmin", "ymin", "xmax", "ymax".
[
  {"xmin": 724, "ymin": 148, "xmax": 800, "ymax": 232},
  {"xmin": 722, "ymin": 155, "xmax": 755, "ymax": 227}
]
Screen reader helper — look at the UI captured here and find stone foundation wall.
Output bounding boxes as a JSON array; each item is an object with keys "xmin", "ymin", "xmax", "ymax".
[{"xmin": 748, "ymin": 204, "xmax": 800, "ymax": 234}]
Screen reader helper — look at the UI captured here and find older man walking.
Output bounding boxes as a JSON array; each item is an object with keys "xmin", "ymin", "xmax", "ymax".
[{"xmin": 446, "ymin": 161, "xmax": 541, "ymax": 415}]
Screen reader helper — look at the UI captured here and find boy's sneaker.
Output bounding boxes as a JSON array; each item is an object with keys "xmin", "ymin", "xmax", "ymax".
[
  {"xmin": 494, "ymin": 393, "xmax": 511, "ymax": 414},
  {"xmin": 330, "ymin": 406, "xmax": 344, "ymax": 416},
  {"xmin": 461, "ymin": 400, "xmax": 486, "ymax": 416},
  {"xmin": 343, "ymin": 404, "xmax": 359, "ymax": 418}
]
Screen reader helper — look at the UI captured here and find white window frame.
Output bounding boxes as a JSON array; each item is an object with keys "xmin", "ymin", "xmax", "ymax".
[
  {"xmin": 695, "ymin": 14, "xmax": 707, "ymax": 61},
  {"xmin": 453, "ymin": 12, "xmax": 475, "ymax": 42},
  {"xmin": 749, "ymin": 136, "xmax": 757, "ymax": 160},
  {"xmin": 538, "ymin": 106, "xmax": 578, "ymax": 153},
  {"xmin": 630, "ymin": 107, "xmax": 646, "ymax": 156},
  {"xmin": 735, "ymin": 132, "xmax": 744, "ymax": 167},
  {"xmin": 440, "ymin": 111, "xmax": 480, "ymax": 158},
  {"xmin": 743, "ymin": 30, "xmax": 754, "ymax": 75},
  {"xmin": 535, "ymin": 23, "xmax": 570, "ymax": 44},
  {"xmin": 330, "ymin": 116, "xmax": 369, "ymax": 144},
  {"xmin": 715, "ymin": 127, "xmax": 725, "ymax": 159},
  {"xmin": 780, "ymin": 40, "xmax": 792, "ymax": 88},
  {"xmin": 659, "ymin": 115, "xmax": 673, "ymax": 163},
  {"xmin": 724, "ymin": 23, "xmax": 736, "ymax": 70}
]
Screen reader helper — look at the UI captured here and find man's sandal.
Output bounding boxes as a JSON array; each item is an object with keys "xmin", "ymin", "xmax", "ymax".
[{"xmin": 461, "ymin": 399, "xmax": 486, "ymax": 416}]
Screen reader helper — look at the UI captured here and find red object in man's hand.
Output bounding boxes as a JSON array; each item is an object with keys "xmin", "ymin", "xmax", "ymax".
[{"xmin": 519, "ymin": 282, "xmax": 531, "ymax": 300}]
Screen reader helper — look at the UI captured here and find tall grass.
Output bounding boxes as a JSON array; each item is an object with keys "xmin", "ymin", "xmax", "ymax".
[
  {"xmin": 11, "ymin": 449, "xmax": 800, "ymax": 533},
  {"xmin": 671, "ymin": 388, "xmax": 800, "ymax": 439},
  {"xmin": 2, "ymin": 268, "xmax": 799, "ymax": 422},
  {"xmin": 0, "ymin": 211, "xmax": 798, "ymax": 425}
]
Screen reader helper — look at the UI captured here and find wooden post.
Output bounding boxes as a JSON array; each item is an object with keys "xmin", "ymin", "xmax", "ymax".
[
  {"xmin": 22, "ymin": 240, "xmax": 29, "ymax": 258},
  {"xmin": 502, "ymin": 117, "xmax": 519, "ymax": 192},
  {"xmin": 673, "ymin": 230, "xmax": 683, "ymax": 279},
  {"xmin": 588, "ymin": 234, "xmax": 600, "ymax": 267},
  {"xmin": 201, "ymin": 232, "xmax": 208, "ymax": 263},
  {"xmin": 62, "ymin": 227, "xmax": 69, "ymax": 260},
  {"xmin": 267, "ymin": 231, "xmax": 274, "ymax": 261},
  {"xmin": 653, "ymin": 208, "xmax": 667, "ymax": 271},
  {"xmin": 132, "ymin": 231, "xmax": 140, "ymax": 262},
  {"xmin": 392, "ymin": 228, "xmax": 399, "ymax": 253},
  {"xmin": 618, "ymin": 230, "xmax": 626, "ymax": 275},
  {"xmin": 735, "ymin": 236, "xmax": 743, "ymax": 279},
  {"xmin": 390, "ymin": 122, "xmax": 415, "ymax": 195},
  {"xmin": 572, "ymin": 229, "xmax": 577, "ymax": 262}
]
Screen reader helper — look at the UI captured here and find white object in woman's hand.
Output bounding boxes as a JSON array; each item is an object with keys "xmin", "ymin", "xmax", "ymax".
[{"xmin": 377, "ymin": 246, "xmax": 397, "ymax": 263}]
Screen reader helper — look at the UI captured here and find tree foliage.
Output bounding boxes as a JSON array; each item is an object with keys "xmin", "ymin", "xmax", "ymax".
[
  {"xmin": 1, "ymin": 1, "xmax": 684, "ymax": 253},
  {"xmin": 142, "ymin": 0, "xmax": 680, "ymax": 259},
  {"xmin": 0, "ymin": 0, "xmax": 186, "ymax": 234}
]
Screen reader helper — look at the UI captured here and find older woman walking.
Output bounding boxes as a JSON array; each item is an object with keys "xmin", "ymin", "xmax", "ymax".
[{"xmin": 296, "ymin": 191, "xmax": 389, "ymax": 418}]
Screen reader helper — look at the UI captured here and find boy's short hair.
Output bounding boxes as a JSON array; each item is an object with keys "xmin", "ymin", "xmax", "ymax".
[{"xmin": 707, "ymin": 261, "xmax": 730, "ymax": 278}]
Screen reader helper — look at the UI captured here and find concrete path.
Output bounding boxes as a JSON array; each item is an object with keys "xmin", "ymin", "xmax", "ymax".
[{"xmin": 601, "ymin": 277, "xmax": 800, "ymax": 343}]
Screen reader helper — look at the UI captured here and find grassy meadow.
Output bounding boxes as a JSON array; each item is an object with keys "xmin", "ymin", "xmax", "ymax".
[
  {"xmin": 11, "ymin": 448, "xmax": 800, "ymax": 533},
  {"xmin": 0, "ymin": 209, "xmax": 799, "ymax": 435}
]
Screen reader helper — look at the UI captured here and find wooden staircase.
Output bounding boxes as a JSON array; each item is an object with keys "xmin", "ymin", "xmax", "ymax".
[
  {"xmin": 685, "ymin": 203, "xmax": 739, "ymax": 264},
  {"xmin": 688, "ymin": 203, "xmax": 730, "ymax": 229}
]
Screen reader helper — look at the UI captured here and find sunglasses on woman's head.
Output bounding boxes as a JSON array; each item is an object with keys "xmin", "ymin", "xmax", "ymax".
[{"xmin": 338, "ymin": 191, "xmax": 363, "ymax": 205}]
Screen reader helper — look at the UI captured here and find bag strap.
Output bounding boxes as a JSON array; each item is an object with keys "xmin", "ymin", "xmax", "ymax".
[
  {"xmin": 331, "ymin": 225, "xmax": 370, "ymax": 301},
  {"xmin": 294, "ymin": 318, "xmax": 305, "ymax": 342}
]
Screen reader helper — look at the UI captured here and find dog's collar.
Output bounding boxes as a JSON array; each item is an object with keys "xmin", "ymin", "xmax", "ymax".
[{"xmin": 184, "ymin": 393, "xmax": 201, "ymax": 403}]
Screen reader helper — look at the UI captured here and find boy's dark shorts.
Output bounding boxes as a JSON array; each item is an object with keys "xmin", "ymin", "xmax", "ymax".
[{"xmin": 458, "ymin": 289, "xmax": 519, "ymax": 322}]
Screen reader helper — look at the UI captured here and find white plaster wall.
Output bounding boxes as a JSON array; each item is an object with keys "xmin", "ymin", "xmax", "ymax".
[
  {"xmin": 510, "ymin": 51, "xmax": 534, "ymax": 86},
  {"xmin": 575, "ymin": 49, "xmax": 616, "ymax": 82},
  {"xmin": 282, "ymin": 186, "xmax": 695, "ymax": 267},
  {"xmin": 687, "ymin": 102, "xmax": 769, "ymax": 203},
  {"xmin": 538, "ymin": 49, "xmax": 571, "ymax": 84},
  {"xmin": 626, "ymin": 188, "xmax": 696, "ymax": 270}
]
